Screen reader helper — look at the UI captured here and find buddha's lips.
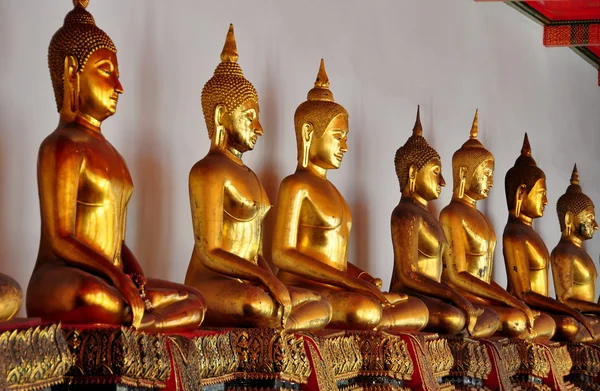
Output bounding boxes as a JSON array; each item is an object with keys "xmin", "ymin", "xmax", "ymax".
[{"xmin": 334, "ymin": 153, "xmax": 344, "ymax": 161}]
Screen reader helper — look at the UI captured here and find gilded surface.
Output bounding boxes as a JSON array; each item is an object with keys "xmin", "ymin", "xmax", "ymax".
[
  {"xmin": 346, "ymin": 331, "xmax": 413, "ymax": 381},
  {"xmin": 318, "ymin": 333, "xmax": 362, "ymax": 380},
  {"xmin": 306, "ymin": 340, "xmax": 338, "ymax": 391},
  {"xmin": 446, "ymin": 336, "xmax": 492, "ymax": 382},
  {"xmin": 551, "ymin": 166, "xmax": 600, "ymax": 337},
  {"xmin": 440, "ymin": 111, "xmax": 554, "ymax": 341},
  {"xmin": 194, "ymin": 332, "xmax": 239, "ymax": 384},
  {"xmin": 27, "ymin": 0, "xmax": 205, "ymax": 332},
  {"xmin": 0, "ymin": 324, "xmax": 73, "ymax": 391},
  {"xmin": 390, "ymin": 107, "xmax": 497, "ymax": 339},
  {"xmin": 185, "ymin": 25, "xmax": 331, "ymax": 331},
  {"xmin": 503, "ymin": 134, "xmax": 595, "ymax": 341},
  {"xmin": 228, "ymin": 328, "xmax": 311, "ymax": 384},
  {"xmin": 62, "ymin": 326, "xmax": 171, "ymax": 387},
  {"xmin": 273, "ymin": 60, "xmax": 428, "ymax": 333},
  {"xmin": 0, "ymin": 274, "xmax": 22, "ymax": 322},
  {"xmin": 167, "ymin": 335, "xmax": 204, "ymax": 391}
]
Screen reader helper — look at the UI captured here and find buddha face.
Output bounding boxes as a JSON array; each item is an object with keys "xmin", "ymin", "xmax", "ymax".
[
  {"xmin": 573, "ymin": 206, "xmax": 598, "ymax": 240},
  {"xmin": 309, "ymin": 114, "xmax": 349, "ymax": 170},
  {"xmin": 221, "ymin": 100, "xmax": 263, "ymax": 153},
  {"xmin": 467, "ymin": 159, "xmax": 494, "ymax": 200},
  {"xmin": 521, "ymin": 178, "xmax": 548, "ymax": 218},
  {"xmin": 414, "ymin": 158, "xmax": 445, "ymax": 201},
  {"xmin": 77, "ymin": 48, "xmax": 123, "ymax": 122}
]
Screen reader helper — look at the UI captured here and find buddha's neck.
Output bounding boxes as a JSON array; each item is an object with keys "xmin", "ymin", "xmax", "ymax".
[
  {"xmin": 452, "ymin": 192, "xmax": 477, "ymax": 208},
  {"xmin": 561, "ymin": 233, "xmax": 583, "ymax": 248},
  {"xmin": 401, "ymin": 191, "xmax": 428, "ymax": 209},
  {"xmin": 303, "ymin": 162, "xmax": 327, "ymax": 179},
  {"xmin": 509, "ymin": 211, "xmax": 533, "ymax": 226},
  {"xmin": 212, "ymin": 144, "xmax": 244, "ymax": 166},
  {"xmin": 75, "ymin": 114, "xmax": 102, "ymax": 132}
]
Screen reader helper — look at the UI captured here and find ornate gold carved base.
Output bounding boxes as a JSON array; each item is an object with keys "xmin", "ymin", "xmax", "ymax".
[
  {"xmin": 400, "ymin": 333, "xmax": 454, "ymax": 391},
  {"xmin": 59, "ymin": 326, "xmax": 171, "ymax": 389},
  {"xmin": 565, "ymin": 342, "xmax": 600, "ymax": 391},
  {"xmin": 0, "ymin": 321, "xmax": 73, "ymax": 391},
  {"xmin": 507, "ymin": 340, "xmax": 579, "ymax": 391},
  {"xmin": 445, "ymin": 336, "xmax": 492, "ymax": 391},
  {"xmin": 190, "ymin": 328, "xmax": 310, "ymax": 391}
]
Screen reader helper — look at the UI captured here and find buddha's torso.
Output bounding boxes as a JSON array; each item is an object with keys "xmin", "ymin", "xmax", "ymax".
[
  {"xmin": 191, "ymin": 152, "xmax": 271, "ymax": 276},
  {"xmin": 442, "ymin": 201, "xmax": 496, "ymax": 283},
  {"xmin": 37, "ymin": 125, "xmax": 132, "ymax": 269},
  {"xmin": 504, "ymin": 221, "xmax": 550, "ymax": 297},
  {"xmin": 278, "ymin": 171, "xmax": 351, "ymax": 286},
  {"xmin": 393, "ymin": 199, "xmax": 446, "ymax": 283},
  {"xmin": 552, "ymin": 242, "xmax": 597, "ymax": 303}
]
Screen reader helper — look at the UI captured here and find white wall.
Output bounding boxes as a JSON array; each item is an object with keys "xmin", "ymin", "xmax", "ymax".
[{"xmin": 1, "ymin": 0, "xmax": 599, "ymax": 316}]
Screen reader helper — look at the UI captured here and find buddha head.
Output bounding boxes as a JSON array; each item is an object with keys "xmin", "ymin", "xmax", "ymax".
[
  {"xmin": 49, "ymin": 0, "xmax": 122, "ymax": 124},
  {"xmin": 505, "ymin": 133, "xmax": 547, "ymax": 219},
  {"xmin": 452, "ymin": 110, "xmax": 494, "ymax": 202},
  {"xmin": 556, "ymin": 165, "xmax": 598, "ymax": 241},
  {"xmin": 201, "ymin": 24, "xmax": 261, "ymax": 156},
  {"xmin": 294, "ymin": 59, "xmax": 349, "ymax": 170},
  {"xmin": 394, "ymin": 106, "xmax": 445, "ymax": 201}
]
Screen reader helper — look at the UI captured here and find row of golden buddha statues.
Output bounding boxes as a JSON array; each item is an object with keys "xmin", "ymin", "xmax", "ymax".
[{"xmin": 1, "ymin": 0, "xmax": 599, "ymax": 347}]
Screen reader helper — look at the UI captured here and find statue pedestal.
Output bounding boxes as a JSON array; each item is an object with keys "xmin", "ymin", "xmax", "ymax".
[
  {"xmin": 53, "ymin": 325, "xmax": 170, "ymax": 390},
  {"xmin": 445, "ymin": 336, "xmax": 492, "ymax": 391},
  {"xmin": 0, "ymin": 318, "xmax": 73, "ymax": 391},
  {"xmin": 566, "ymin": 342, "xmax": 600, "ymax": 391},
  {"xmin": 507, "ymin": 340, "xmax": 575, "ymax": 391}
]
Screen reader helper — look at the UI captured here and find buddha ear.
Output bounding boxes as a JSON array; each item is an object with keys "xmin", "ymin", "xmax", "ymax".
[
  {"xmin": 214, "ymin": 104, "xmax": 228, "ymax": 147},
  {"xmin": 408, "ymin": 164, "xmax": 418, "ymax": 194},
  {"xmin": 300, "ymin": 123, "xmax": 314, "ymax": 168},
  {"xmin": 63, "ymin": 55, "xmax": 79, "ymax": 115},
  {"xmin": 565, "ymin": 211, "xmax": 574, "ymax": 236},
  {"xmin": 515, "ymin": 184, "xmax": 527, "ymax": 217},
  {"xmin": 458, "ymin": 166, "xmax": 468, "ymax": 199}
]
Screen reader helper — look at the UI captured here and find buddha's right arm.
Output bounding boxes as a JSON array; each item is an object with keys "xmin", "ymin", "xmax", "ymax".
[
  {"xmin": 188, "ymin": 172, "xmax": 271, "ymax": 285},
  {"xmin": 38, "ymin": 142, "xmax": 127, "ymax": 285}
]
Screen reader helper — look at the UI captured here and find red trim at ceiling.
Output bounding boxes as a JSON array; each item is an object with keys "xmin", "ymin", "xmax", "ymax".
[
  {"xmin": 525, "ymin": 1, "xmax": 600, "ymax": 21},
  {"xmin": 544, "ymin": 23, "xmax": 600, "ymax": 46}
]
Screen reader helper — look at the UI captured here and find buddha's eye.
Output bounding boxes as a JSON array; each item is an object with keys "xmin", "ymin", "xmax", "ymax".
[{"xmin": 99, "ymin": 68, "xmax": 111, "ymax": 76}]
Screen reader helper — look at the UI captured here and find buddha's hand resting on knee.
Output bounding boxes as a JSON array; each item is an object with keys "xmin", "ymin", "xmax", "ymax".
[
  {"xmin": 116, "ymin": 273, "xmax": 145, "ymax": 329},
  {"xmin": 263, "ymin": 275, "xmax": 292, "ymax": 328}
]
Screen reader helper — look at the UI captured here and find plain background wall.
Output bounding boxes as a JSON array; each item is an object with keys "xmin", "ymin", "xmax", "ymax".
[{"xmin": 1, "ymin": 0, "xmax": 599, "ymax": 316}]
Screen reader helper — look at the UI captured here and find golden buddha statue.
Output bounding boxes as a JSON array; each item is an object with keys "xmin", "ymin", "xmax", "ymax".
[
  {"xmin": 0, "ymin": 274, "xmax": 22, "ymax": 321},
  {"xmin": 26, "ymin": 0, "xmax": 205, "ymax": 332},
  {"xmin": 439, "ymin": 111, "xmax": 555, "ymax": 340},
  {"xmin": 551, "ymin": 165, "xmax": 600, "ymax": 316},
  {"xmin": 503, "ymin": 134, "xmax": 595, "ymax": 341},
  {"xmin": 271, "ymin": 60, "xmax": 429, "ymax": 332},
  {"xmin": 184, "ymin": 26, "xmax": 331, "ymax": 331},
  {"xmin": 390, "ymin": 107, "xmax": 499, "ymax": 338}
]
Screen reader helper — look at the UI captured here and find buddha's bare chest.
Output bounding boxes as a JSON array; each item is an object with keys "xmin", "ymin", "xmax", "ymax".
[
  {"xmin": 301, "ymin": 184, "xmax": 351, "ymax": 232},
  {"xmin": 417, "ymin": 210, "xmax": 445, "ymax": 258},
  {"xmin": 222, "ymin": 168, "xmax": 269, "ymax": 223},
  {"xmin": 462, "ymin": 210, "xmax": 496, "ymax": 255},
  {"xmin": 573, "ymin": 253, "xmax": 597, "ymax": 285},
  {"xmin": 77, "ymin": 141, "xmax": 133, "ymax": 207}
]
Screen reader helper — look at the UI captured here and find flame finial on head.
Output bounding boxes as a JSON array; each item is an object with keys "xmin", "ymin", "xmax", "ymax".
[
  {"xmin": 220, "ymin": 24, "xmax": 239, "ymax": 63},
  {"xmin": 307, "ymin": 58, "xmax": 334, "ymax": 102},
  {"xmin": 73, "ymin": 0, "xmax": 89, "ymax": 8},
  {"xmin": 521, "ymin": 133, "xmax": 532, "ymax": 157},
  {"xmin": 571, "ymin": 164, "xmax": 580, "ymax": 186},
  {"xmin": 470, "ymin": 109, "xmax": 479, "ymax": 140},
  {"xmin": 413, "ymin": 105, "xmax": 423, "ymax": 136}
]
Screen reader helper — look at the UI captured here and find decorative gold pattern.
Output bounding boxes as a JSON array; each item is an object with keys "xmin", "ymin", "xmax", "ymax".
[
  {"xmin": 229, "ymin": 328, "xmax": 311, "ymax": 384},
  {"xmin": 193, "ymin": 332, "xmax": 239, "ymax": 385},
  {"xmin": 568, "ymin": 343, "xmax": 600, "ymax": 391},
  {"xmin": 347, "ymin": 331, "xmax": 413, "ymax": 381},
  {"xmin": 306, "ymin": 339, "xmax": 338, "ymax": 391},
  {"xmin": 318, "ymin": 333, "xmax": 362, "ymax": 381},
  {"xmin": 167, "ymin": 335, "xmax": 203, "ymax": 391},
  {"xmin": 0, "ymin": 324, "xmax": 73, "ymax": 391},
  {"xmin": 446, "ymin": 336, "xmax": 492, "ymax": 391},
  {"xmin": 61, "ymin": 326, "xmax": 170, "ymax": 387}
]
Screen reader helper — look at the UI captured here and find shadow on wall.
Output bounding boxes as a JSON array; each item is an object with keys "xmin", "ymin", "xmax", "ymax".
[
  {"xmin": 130, "ymin": 3, "xmax": 172, "ymax": 279},
  {"xmin": 258, "ymin": 45, "xmax": 280, "ymax": 272}
]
